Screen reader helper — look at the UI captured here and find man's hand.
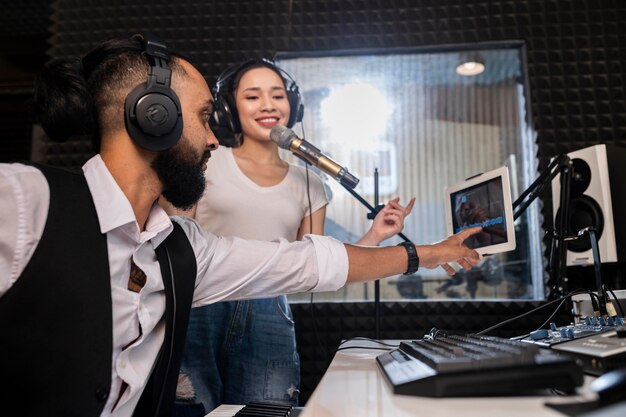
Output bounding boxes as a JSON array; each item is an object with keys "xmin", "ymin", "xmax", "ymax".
[
  {"xmin": 417, "ymin": 227, "xmax": 482, "ymax": 276},
  {"xmin": 345, "ymin": 226, "xmax": 482, "ymax": 283}
]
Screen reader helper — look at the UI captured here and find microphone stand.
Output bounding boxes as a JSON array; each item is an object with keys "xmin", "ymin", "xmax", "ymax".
[
  {"xmin": 284, "ymin": 137, "xmax": 414, "ymax": 339},
  {"xmin": 340, "ymin": 168, "xmax": 413, "ymax": 340},
  {"xmin": 373, "ymin": 169, "xmax": 381, "ymax": 340},
  {"xmin": 512, "ymin": 154, "xmax": 572, "ymax": 299},
  {"xmin": 293, "ymin": 152, "xmax": 411, "ymax": 339}
]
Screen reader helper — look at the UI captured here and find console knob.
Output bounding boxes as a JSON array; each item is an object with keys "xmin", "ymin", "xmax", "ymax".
[{"xmin": 529, "ymin": 329, "xmax": 549, "ymax": 340}]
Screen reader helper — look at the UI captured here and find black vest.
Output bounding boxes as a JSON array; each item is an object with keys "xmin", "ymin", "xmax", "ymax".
[{"xmin": 0, "ymin": 165, "xmax": 196, "ymax": 417}]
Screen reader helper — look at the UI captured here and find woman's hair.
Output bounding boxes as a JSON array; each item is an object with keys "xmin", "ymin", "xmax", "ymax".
[
  {"xmin": 33, "ymin": 36, "xmax": 185, "ymax": 149},
  {"xmin": 228, "ymin": 60, "xmax": 288, "ymax": 96}
]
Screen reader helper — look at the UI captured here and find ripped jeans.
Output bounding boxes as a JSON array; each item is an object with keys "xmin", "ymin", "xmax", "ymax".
[{"xmin": 173, "ymin": 296, "xmax": 300, "ymax": 417}]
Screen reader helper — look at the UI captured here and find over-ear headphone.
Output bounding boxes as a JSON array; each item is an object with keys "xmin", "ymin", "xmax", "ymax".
[
  {"xmin": 124, "ymin": 35, "xmax": 183, "ymax": 152},
  {"xmin": 210, "ymin": 59, "xmax": 304, "ymax": 147}
]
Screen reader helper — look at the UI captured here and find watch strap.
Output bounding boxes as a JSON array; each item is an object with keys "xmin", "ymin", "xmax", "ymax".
[{"xmin": 397, "ymin": 241, "xmax": 419, "ymax": 275}]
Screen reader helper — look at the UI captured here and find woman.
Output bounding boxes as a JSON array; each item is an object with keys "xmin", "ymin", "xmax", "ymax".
[{"xmin": 174, "ymin": 60, "xmax": 415, "ymax": 416}]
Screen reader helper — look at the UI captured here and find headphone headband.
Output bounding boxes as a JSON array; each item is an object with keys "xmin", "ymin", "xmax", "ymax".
[{"xmin": 124, "ymin": 34, "xmax": 183, "ymax": 152}]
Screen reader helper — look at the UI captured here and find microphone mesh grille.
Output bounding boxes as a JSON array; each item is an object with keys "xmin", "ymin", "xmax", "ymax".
[{"xmin": 269, "ymin": 125, "xmax": 295, "ymax": 149}]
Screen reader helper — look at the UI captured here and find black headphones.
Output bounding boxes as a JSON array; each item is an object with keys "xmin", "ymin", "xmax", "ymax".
[
  {"xmin": 210, "ymin": 59, "xmax": 304, "ymax": 147},
  {"xmin": 124, "ymin": 35, "xmax": 183, "ymax": 152}
]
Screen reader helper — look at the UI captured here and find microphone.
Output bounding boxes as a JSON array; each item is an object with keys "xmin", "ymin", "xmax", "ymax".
[{"xmin": 270, "ymin": 125, "xmax": 360, "ymax": 189}]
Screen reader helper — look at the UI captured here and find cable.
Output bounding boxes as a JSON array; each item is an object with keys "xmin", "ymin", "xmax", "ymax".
[
  {"xmin": 599, "ymin": 282, "xmax": 621, "ymax": 317},
  {"xmin": 475, "ymin": 289, "xmax": 597, "ymax": 336},
  {"xmin": 298, "ymin": 123, "xmax": 331, "ymax": 368},
  {"xmin": 507, "ymin": 289, "xmax": 613, "ymax": 340},
  {"xmin": 536, "ymin": 298, "xmax": 568, "ymax": 330},
  {"xmin": 299, "ymin": 120, "xmax": 313, "ymax": 236},
  {"xmin": 604, "ymin": 285, "xmax": 624, "ymax": 317},
  {"xmin": 305, "ymin": 165, "xmax": 313, "ymax": 234}
]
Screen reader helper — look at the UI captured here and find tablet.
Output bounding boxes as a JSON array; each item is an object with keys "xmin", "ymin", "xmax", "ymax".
[{"xmin": 444, "ymin": 166, "xmax": 516, "ymax": 256}]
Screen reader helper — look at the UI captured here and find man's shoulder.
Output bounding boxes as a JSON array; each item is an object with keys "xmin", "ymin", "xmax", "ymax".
[
  {"xmin": 168, "ymin": 215, "xmax": 220, "ymax": 263},
  {"xmin": 1, "ymin": 162, "xmax": 44, "ymax": 175},
  {"xmin": 170, "ymin": 215, "xmax": 214, "ymax": 241},
  {"xmin": 1, "ymin": 162, "xmax": 83, "ymax": 182},
  {"xmin": 0, "ymin": 162, "xmax": 49, "ymax": 187}
]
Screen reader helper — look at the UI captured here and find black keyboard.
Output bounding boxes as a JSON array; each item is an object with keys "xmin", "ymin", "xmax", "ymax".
[{"xmin": 376, "ymin": 331, "xmax": 584, "ymax": 397}]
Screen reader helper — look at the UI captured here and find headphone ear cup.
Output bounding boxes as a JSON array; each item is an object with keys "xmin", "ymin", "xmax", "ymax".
[
  {"xmin": 125, "ymin": 83, "xmax": 183, "ymax": 152},
  {"xmin": 286, "ymin": 88, "xmax": 303, "ymax": 128},
  {"xmin": 222, "ymin": 93, "xmax": 241, "ymax": 134},
  {"xmin": 210, "ymin": 93, "xmax": 241, "ymax": 147}
]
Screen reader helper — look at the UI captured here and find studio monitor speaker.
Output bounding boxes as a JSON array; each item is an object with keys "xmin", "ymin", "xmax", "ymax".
[{"xmin": 552, "ymin": 144, "xmax": 626, "ymax": 266}]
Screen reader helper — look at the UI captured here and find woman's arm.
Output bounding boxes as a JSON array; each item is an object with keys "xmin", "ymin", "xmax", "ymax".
[
  {"xmin": 296, "ymin": 205, "xmax": 326, "ymax": 240},
  {"xmin": 356, "ymin": 197, "xmax": 416, "ymax": 246}
]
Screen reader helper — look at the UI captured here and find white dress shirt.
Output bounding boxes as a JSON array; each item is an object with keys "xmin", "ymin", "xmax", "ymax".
[{"xmin": 0, "ymin": 155, "xmax": 348, "ymax": 417}]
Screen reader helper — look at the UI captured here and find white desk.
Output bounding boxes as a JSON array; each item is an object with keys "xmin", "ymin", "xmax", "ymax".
[{"xmin": 300, "ymin": 340, "xmax": 599, "ymax": 417}]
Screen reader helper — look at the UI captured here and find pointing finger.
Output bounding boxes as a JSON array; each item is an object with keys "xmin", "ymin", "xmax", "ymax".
[{"xmin": 458, "ymin": 226, "xmax": 482, "ymax": 240}]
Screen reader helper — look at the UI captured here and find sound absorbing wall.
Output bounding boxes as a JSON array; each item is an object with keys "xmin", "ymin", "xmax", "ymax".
[{"xmin": 40, "ymin": 0, "xmax": 626, "ymax": 166}]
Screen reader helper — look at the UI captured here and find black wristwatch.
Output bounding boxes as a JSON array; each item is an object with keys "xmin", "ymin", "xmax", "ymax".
[{"xmin": 397, "ymin": 241, "xmax": 419, "ymax": 275}]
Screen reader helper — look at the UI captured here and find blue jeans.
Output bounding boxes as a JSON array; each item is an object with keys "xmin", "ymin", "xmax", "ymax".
[{"xmin": 174, "ymin": 296, "xmax": 300, "ymax": 416}]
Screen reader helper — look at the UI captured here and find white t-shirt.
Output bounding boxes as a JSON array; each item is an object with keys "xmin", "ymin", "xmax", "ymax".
[{"xmin": 195, "ymin": 147, "xmax": 328, "ymax": 241}]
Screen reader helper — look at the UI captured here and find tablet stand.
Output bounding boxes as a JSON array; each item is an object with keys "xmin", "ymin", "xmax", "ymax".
[{"xmin": 512, "ymin": 154, "xmax": 572, "ymax": 299}]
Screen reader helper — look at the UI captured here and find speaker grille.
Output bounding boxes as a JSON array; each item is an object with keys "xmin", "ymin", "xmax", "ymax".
[{"xmin": 556, "ymin": 195, "xmax": 605, "ymax": 252}]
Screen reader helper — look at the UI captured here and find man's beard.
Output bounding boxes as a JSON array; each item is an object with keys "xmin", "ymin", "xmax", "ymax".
[{"xmin": 153, "ymin": 139, "xmax": 209, "ymax": 210}]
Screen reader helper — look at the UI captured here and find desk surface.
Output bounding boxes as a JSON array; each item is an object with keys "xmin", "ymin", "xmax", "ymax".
[{"xmin": 300, "ymin": 340, "xmax": 599, "ymax": 417}]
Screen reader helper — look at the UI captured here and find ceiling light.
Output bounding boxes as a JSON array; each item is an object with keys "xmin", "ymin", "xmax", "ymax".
[{"xmin": 456, "ymin": 61, "xmax": 485, "ymax": 76}]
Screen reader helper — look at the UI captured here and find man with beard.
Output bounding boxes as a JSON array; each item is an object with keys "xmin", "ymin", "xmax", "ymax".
[{"xmin": 0, "ymin": 35, "xmax": 481, "ymax": 417}]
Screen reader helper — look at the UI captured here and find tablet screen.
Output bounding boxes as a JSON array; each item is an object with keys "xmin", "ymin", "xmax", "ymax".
[{"xmin": 445, "ymin": 166, "xmax": 516, "ymax": 255}]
